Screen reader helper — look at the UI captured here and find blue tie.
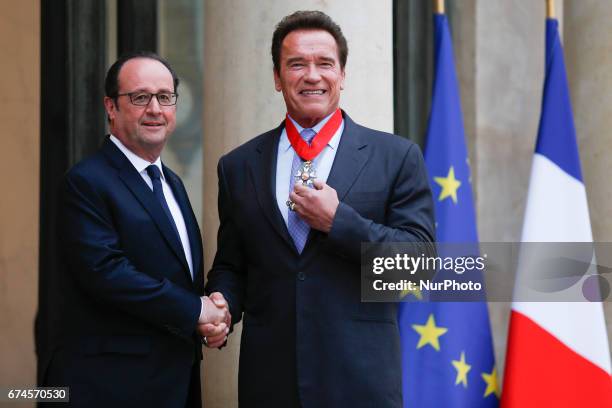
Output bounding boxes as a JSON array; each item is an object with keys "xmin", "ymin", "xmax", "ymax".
[
  {"xmin": 146, "ymin": 165, "xmax": 180, "ymax": 240},
  {"xmin": 288, "ymin": 128, "xmax": 316, "ymax": 253}
]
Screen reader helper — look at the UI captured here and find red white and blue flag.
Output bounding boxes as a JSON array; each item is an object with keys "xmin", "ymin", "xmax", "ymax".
[{"xmin": 501, "ymin": 18, "xmax": 612, "ymax": 407}]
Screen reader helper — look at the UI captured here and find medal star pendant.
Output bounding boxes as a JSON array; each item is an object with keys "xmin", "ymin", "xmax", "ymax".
[{"xmin": 294, "ymin": 160, "xmax": 317, "ymax": 187}]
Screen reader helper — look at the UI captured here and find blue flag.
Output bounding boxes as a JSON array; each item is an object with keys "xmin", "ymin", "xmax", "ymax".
[{"xmin": 397, "ymin": 14, "xmax": 499, "ymax": 407}]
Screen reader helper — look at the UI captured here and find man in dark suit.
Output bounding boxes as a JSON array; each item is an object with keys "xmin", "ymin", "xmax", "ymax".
[
  {"xmin": 205, "ymin": 11, "xmax": 435, "ymax": 408},
  {"xmin": 44, "ymin": 52, "xmax": 229, "ymax": 407}
]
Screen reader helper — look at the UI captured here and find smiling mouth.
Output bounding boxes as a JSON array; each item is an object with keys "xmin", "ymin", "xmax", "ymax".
[
  {"xmin": 142, "ymin": 122, "xmax": 164, "ymax": 128},
  {"xmin": 300, "ymin": 90, "xmax": 326, "ymax": 96}
]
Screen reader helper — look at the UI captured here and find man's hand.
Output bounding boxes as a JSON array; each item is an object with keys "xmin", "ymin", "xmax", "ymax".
[
  {"xmin": 199, "ymin": 295, "xmax": 229, "ymax": 325},
  {"xmin": 289, "ymin": 179, "xmax": 339, "ymax": 233},
  {"xmin": 209, "ymin": 292, "xmax": 232, "ymax": 328},
  {"xmin": 198, "ymin": 292, "xmax": 231, "ymax": 348},
  {"xmin": 198, "ymin": 322, "xmax": 229, "ymax": 348}
]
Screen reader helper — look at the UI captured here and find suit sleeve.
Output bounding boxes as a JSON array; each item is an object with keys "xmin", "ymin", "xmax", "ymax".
[
  {"xmin": 61, "ymin": 171, "xmax": 201, "ymax": 340},
  {"xmin": 325, "ymin": 143, "xmax": 436, "ymax": 262},
  {"xmin": 204, "ymin": 157, "xmax": 246, "ymax": 326}
]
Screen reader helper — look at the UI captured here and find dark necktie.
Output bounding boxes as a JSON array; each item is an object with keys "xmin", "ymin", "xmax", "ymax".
[{"xmin": 146, "ymin": 165, "xmax": 180, "ymax": 240}]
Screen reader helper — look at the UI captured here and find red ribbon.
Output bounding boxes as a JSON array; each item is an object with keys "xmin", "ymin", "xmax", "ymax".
[{"xmin": 285, "ymin": 109, "xmax": 343, "ymax": 161}]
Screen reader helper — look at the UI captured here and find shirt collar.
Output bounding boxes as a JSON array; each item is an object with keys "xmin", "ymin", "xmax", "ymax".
[
  {"xmin": 280, "ymin": 110, "xmax": 343, "ymax": 153},
  {"xmin": 109, "ymin": 134, "xmax": 165, "ymax": 180}
]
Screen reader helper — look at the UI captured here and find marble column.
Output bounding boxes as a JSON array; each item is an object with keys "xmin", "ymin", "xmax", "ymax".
[
  {"xmin": 201, "ymin": 1, "xmax": 393, "ymax": 406},
  {"xmin": 0, "ymin": 0, "xmax": 39, "ymax": 388},
  {"xmin": 565, "ymin": 0, "xmax": 612, "ymax": 344}
]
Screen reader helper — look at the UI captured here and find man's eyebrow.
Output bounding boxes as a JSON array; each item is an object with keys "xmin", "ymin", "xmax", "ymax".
[
  {"xmin": 285, "ymin": 56, "xmax": 336, "ymax": 65},
  {"xmin": 285, "ymin": 57, "xmax": 306, "ymax": 65},
  {"xmin": 317, "ymin": 56, "xmax": 336, "ymax": 63}
]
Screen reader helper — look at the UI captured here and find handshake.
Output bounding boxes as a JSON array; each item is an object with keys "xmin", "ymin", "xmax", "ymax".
[{"xmin": 198, "ymin": 292, "xmax": 231, "ymax": 348}]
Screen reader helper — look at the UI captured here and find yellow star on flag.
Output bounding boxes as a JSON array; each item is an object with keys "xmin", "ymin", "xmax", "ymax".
[
  {"xmin": 400, "ymin": 285, "xmax": 422, "ymax": 300},
  {"xmin": 451, "ymin": 351, "xmax": 471, "ymax": 388},
  {"xmin": 412, "ymin": 314, "xmax": 448, "ymax": 351},
  {"xmin": 434, "ymin": 166, "xmax": 462, "ymax": 204},
  {"xmin": 482, "ymin": 367, "xmax": 500, "ymax": 398}
]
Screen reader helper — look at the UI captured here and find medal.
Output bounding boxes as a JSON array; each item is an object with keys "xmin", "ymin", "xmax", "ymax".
[
  {"xmin": 286, "ymin": 161, "xmax": 317, "ymax": 212},
  {"xmin": 294, "ymin": 160, "xmax": 317, "ymax": 187},
  {"xmin": 285, "ymin": 109, "xmax": 342, "ymax": 211}
]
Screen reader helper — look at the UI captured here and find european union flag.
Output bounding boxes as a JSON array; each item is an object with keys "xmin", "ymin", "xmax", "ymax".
[{"xmin": 397, "ymin": 14, "xmax": 499, "ymax": 407}]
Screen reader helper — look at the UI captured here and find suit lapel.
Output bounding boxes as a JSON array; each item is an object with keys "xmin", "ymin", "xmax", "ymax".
[
  {"xmin": 325, "ymin": 112, "xmax": 370, "ymax": 201},
  {"xmin": 248, "ymin": 125, "xmax": 297, "ymax": 253},
  {"xmin": 102, "ymin": 140, "xmax": 191, "ymax": 275},
  {"xmin": 164, "ymin": 166, "xmax": 203, "ymax": 289}
]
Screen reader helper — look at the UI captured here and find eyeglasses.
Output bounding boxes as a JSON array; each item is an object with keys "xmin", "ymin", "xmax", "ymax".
[{"xmin": 116, "ymin": 91, "xmax": 178, "ymax": 106}]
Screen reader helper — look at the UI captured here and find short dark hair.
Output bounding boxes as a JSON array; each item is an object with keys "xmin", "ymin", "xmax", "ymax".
[
  {"xmin": 104, "ymin": 51, "xmax": 179, "ymax": 100},
  {"xmin": 271, "ymin": 10, "xmax": 348, "ymax": 73}
]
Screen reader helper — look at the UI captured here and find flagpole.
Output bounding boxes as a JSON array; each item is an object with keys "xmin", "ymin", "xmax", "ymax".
[
  {"xmin": 546, "ymin": 0, "xmax": 555, "ymax": 18},
  {"xmin": 433, "ymin": 0, "xmax": 445, "ymax": 15}
]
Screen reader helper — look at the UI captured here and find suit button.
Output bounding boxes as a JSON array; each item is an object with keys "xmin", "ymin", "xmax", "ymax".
[{"xmin": 297, "ymin": 272, "xmax": 306, "ymax": 281}]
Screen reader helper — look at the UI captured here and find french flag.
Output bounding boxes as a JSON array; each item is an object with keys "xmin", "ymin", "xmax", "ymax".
[{"xmin": 501, "ymin": 19, "xmax": 612, "ymax": 407}]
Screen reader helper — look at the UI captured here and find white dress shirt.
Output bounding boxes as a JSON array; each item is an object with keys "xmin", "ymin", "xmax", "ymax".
[
  {"xmin": 110, "ymin": 135, "xmax": 194, "ymax": 279},
  {"xmin": 275, "ymin": 112, "xmax": 345, "ymax": 225}
]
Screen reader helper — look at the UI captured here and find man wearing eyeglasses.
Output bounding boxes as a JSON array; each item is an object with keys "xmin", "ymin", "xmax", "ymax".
[{"xmin": 43, "ymin": 52, "xmax": 229, "ymax": 408}]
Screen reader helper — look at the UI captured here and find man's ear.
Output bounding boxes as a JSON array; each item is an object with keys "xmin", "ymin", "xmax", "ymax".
[
  {"xmin": 103, "ymin": 96, "xmax": 117, "ymax": 122},
  {"xmin": 340, "ymin": 68, "xmax": 346, "ymax": 90},
  {"xmin": 273, "ymin": 68, "xmax": 282, "ymax": 92}
]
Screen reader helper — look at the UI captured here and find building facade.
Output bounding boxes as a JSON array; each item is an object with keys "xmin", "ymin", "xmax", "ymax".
[{"xmin": 1, "ymin": 1, "xmax": 610, "ymax": 406}]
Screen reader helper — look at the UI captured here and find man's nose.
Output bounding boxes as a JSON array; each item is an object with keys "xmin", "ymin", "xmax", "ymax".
[
  {"xmin": 146, "ymin": 95, "xmax": 162, "ymax": 114},
  {"xmin": 304, "ymin": 64, "xmax": 322, "ymax": 82}
]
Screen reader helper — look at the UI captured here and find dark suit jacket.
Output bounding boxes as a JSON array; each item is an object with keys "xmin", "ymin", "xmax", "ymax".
[
  {"xmin": 206, "ymin": 112, "xmax": 435, "ymax": 408},
  {"xmin": 44, "ymin": 138, "xmax": 204, "ymax": 407}
]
